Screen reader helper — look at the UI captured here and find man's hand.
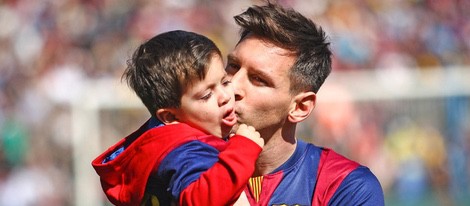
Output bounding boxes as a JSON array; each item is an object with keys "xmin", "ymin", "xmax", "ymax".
[{"xmin": 235, "ymin": 124, "xmax": 264, "ymax": 148}]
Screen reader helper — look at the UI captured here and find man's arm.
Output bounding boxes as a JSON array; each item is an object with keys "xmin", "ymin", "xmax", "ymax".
[{"xmin": 328, "ymin": 166, "xmax": 385, "ymax": 206}]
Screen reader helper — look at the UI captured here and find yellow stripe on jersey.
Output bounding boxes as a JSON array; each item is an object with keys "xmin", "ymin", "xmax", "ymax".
[
  {"xmin": 141, "ymin": 193, "xmax": 160, "ymax": 206},
  {"xmin": 248, "ymin": 176, "xmax": 264, "ymax": 202}
]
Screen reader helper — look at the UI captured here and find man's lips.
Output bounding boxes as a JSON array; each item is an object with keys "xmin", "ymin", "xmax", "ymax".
[{"xmin": 222, "ymin": 108, "xmax": 237, "ymax": 127}]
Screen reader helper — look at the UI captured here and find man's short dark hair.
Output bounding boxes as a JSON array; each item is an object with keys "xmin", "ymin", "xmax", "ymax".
[{"xmin": 234, "ymin": 2, "xmax": 332, "ymax": 93}]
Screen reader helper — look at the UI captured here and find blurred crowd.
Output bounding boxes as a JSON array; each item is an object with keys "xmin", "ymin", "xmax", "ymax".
[{"xmin": 0, "ymin": 0, "xmax": 469, "ymax": 205}]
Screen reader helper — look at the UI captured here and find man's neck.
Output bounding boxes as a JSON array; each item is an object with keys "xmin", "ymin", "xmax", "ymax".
[{"xmin": 253, "ymin": 127, "xmax": 297, "ymax": 176}]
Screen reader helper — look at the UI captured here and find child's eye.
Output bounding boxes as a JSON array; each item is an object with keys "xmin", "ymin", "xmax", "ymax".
[
  {"xmin": 222, "ymin": 79, "xmax": 231, "ymax": 86},
  {"xmin": 201, "ymin": 92, "xmax": 212, "ymax": 100}
]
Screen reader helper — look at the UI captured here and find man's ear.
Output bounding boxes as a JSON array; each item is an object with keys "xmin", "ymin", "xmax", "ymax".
[
  {"xmin": 288, "ymin": 91, "xmax": 316, "ymax": 123},
  {"xmin": 156, "ymin": 108, "xmax": 180, "ymax": 125}
]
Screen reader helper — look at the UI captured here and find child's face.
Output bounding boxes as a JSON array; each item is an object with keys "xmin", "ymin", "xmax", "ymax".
[{"xmin": 174, "ymin": 55, "xmax": 236, "ymax": 138}]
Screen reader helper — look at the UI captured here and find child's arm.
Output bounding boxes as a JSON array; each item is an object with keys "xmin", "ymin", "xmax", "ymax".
[
  {"xmin": 177, "ymin": 135, "xmax": 260, "ymax": 205},
  {"xmin": 177, "ymin": 124, "xmax": 263, "ymax": 205}
]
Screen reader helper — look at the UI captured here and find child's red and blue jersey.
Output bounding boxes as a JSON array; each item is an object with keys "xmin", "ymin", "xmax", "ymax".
[
  {"xmin": 92, "ymin": 118, "xmax": 383, "ymax": 206},
  {"xmin": 92, "ymin": 118, "xmax": 262, "ymax": 206},
  {"xmin": 242, "ymin": 140, "xmax": 384, "ymax": 206}
]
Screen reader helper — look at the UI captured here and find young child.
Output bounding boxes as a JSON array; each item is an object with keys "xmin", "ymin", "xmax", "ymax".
[{"xmin": 92, "ymin": 30, "xmax": 264, "ymax": 206}]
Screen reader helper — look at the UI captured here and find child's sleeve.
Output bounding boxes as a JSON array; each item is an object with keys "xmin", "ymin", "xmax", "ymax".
[{"xmin": 157, "ymin": 135, "xmax": 261, "ymax": 205}]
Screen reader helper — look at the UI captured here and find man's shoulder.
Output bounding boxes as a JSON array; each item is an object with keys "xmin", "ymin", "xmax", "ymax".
[
  {"xmin": 329, "ymin": 165, "xmax": 384, "ymax": 205},
  {"xmin": 301, "ymin": 141, "xmax": 358, "ymax": 166},
  {"xmin": 297, "ymin": 141, "xmax": 375, "ymax": 183},
  {"xmin": 315, "ymin": 147, "xmax": 381, "ymax": 190},
  {"xmin": 315, "ymin": 148, "xmax": 384, "ymax": 205},
  {"xmin": 344, "ymin": 165, "xmax": 381, "ymax": 186}
]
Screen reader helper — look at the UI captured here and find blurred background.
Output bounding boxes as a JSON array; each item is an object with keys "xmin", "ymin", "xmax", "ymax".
[{"xmin": 0, "ymin": 0, "xmax": 469, "ymax": 205}]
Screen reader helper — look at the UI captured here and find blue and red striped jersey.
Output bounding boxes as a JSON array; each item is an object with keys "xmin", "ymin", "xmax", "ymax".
[{"xmin": 92, "ymin": 118, "xmax": 262, "ymax": 206}]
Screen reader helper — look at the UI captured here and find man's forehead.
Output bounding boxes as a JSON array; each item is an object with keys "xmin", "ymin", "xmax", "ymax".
[
  {"xmin": 229, "ymin": 37, "xmax": 294, "ymax": 81},
  {"xmin": 230, "ymin": 38, "xmax": 292, "ymax": 63},
  {"xmin": 239, "ymin": 34, "xmax": 295, "ymax": 55}
]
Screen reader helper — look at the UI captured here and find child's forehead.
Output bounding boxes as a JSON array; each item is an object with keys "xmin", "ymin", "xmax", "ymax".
[
  {"xmin": 178, "ymin": 53, "xmax": 223, "ymax": 86},
  {"xmin": 185, "ymin": 58, "xmax": 226, "ymax": 86},
  {"xmin": 179, "ymin": 68, "xmax": 207, "ymax": 92}
]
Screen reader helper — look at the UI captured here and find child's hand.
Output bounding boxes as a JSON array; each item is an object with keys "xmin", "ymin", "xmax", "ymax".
[{"xmin": 235, "ymin": 124, "xmax": 264, "ymax": 148}]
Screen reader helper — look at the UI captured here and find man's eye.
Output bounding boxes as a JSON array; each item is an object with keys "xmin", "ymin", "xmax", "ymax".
[
  {"xmin": 250, "ymin": 76, "xmax": 267, "ymax": 86},
  {"xmin": 225, "ymin": 63, "xmax": 239, "ymax": 75}
]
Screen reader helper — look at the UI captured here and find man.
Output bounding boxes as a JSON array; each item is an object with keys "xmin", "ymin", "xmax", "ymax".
[{"xmin": 226, "ymin": 3, "xmax": 385, "ymax": 205}]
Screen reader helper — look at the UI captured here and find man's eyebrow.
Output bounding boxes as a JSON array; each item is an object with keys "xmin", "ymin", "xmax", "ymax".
[
  {"xmin": 252, "ymin": 68, "xmax": 273, "ymax": 82},
  {"xmin": 226, "ymin": 54, "xmax": 238, "ymax": 63}
]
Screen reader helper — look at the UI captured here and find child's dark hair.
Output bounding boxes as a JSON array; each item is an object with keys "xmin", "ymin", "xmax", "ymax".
[{"xmin": 123, "ymin": 30, "xmax": 222, "ymax": 116}]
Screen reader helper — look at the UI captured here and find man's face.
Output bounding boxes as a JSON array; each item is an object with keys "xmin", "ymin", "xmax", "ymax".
[
  {"xmin": 176, "ymin": 55, "xmax": 237, "ymax": 138},
  {"xmin": 226, "ymin": 35, "xmax": 296, "ymax": 137}
]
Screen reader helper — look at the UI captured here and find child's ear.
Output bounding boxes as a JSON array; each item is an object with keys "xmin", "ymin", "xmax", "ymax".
[
  {"xmin": 288, "ymin": 91, "xmax": 316, "ymax": 123},
  {"xmin": 156, "ymin": 108, "xmax": 180, "ymax": 124}
]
